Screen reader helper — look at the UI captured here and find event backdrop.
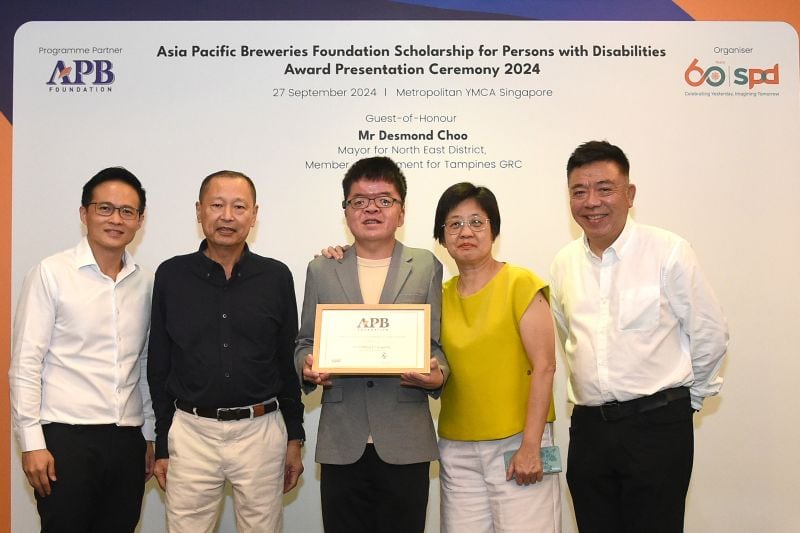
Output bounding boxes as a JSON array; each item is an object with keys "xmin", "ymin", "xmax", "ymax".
[{"xmin": 3, "ymin": 3, "xmax": 800, "ymax": 532}]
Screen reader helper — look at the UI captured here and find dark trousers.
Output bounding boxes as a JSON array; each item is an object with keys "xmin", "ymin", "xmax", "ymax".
[
  {"xmin": 36, "ymin": 423, "xmax": 146, "ymax": 533},
  {"xmin": 566, "ymin": 396, "xmax": 694, "ymax": 533},
  {"xmin": 320, "ymin": 444, "xmax": 430, "ymax": 533}
]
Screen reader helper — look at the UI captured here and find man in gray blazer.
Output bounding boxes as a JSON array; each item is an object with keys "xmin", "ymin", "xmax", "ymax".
[{"xmin": 296, "ymin": 156, "xmax": 448, "ymax": 533}]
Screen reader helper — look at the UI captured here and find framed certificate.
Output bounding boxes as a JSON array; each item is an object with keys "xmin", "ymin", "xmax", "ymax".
[{"xmin": 312, "ymin": 303, "xmax": 431, "ymax": 374}]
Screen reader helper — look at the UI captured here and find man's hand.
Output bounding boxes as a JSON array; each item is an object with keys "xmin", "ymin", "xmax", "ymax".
[
  {"xmin": 22, "ymin": 449, "xmax": 56, "ymax": 497},
  {"xmin": 144, "ymin": 441, "xmax": 155, "ymax": 482},
  {"xmin": 401, "ymin": 357, "xmax": 444, "ymax": 390},
  {"xmin": 302, "ymin": 354, "xmax": 332, "ymax": 387},
  {"xmin": 154, "ymin": 458, "xmax": 169, "ymax": 491},
  {"xmin": 283, "ymin": 440, "xmax": 304, "ymax": 493},
  {"xmin": 319, "ymin": 245, "xmax": 348, "ymax": 260}
]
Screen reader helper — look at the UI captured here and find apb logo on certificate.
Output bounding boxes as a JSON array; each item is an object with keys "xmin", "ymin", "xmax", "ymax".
[{"xmin": 312, "ymin": 303, "xmax": 431, "ymax": 374}]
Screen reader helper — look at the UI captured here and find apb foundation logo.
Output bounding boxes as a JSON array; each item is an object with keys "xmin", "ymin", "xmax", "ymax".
[
  {"xmin": 356, "ymin": 317, "xmax": 390, "ymax": 330},
  {"xmin": 46, "ymin": 59, "xmax": 115, "ymax": 93}
]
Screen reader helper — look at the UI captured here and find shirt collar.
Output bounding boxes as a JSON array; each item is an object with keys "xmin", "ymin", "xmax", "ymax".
[
  {"xmin": 582, "ymin": 216, "xmax": 637, "ymax": 261},
  {"xmin": 74, "ymin": 236, "xmax": 138, "ymax": 277},
  {"xmin": 196, "ymin": 239, "xmax": 252, "ymax": 276}
]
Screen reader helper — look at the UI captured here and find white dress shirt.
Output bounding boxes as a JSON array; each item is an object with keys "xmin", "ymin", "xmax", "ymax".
[
  {"xmin": 9, "ymin": 237, "xmax": 155, "ymax": 451},
  {"xmin": 550, "ymin": 218, "xmax": 728, "ymax": 410}
]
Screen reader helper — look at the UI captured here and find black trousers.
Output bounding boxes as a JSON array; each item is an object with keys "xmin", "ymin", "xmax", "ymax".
[
  {"xmin": 36, "ymin": 423, "xmax": 146, "ymax": 533},
  {"xmin": 320, "ymin": 444, "xmax": 430, "ymax": 533},
  {"xmin": 566, "ymin": 396, "xmax": 694, "ymax": 533}
]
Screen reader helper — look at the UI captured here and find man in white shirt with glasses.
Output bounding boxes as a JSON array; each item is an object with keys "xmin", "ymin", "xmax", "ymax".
[{"xmin": 10, "ymin": 167, "xmax": 155, "ymax": 533}]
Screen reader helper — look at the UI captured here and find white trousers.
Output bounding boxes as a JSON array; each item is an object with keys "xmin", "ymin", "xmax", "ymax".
[
  {"xmin": 439, "ymin": 424, "xmax": 561, "ymax": 533},
  {"xmin": 165, "ymin": 408, "xmax": 287, "ymax": 533}
]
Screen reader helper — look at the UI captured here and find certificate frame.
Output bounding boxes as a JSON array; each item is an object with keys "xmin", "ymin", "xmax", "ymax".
[{"xmin": 312, "ymin": 303, "xmax": 431, "ymax": 374}]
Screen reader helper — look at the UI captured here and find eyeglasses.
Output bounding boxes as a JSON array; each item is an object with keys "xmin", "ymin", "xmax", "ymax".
[
  {"xmin": 342, "ymin": 196, "xmax": 402, "ymax": 210},
  {"xmin": 87, "ymin": 202, "xmax": 141, "ymax": 220},
  {"xmin": 443, "ymin": 216, "xmax": 490, "ymax": 235}
]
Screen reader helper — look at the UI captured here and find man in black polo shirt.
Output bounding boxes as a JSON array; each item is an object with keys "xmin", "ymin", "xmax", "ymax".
[{"xmin": 148, "ymin": 170, "xmax": 304, "ymax": 533}]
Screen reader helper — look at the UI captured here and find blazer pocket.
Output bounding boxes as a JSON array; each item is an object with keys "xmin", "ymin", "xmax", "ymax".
[
  {"xmin": 394, "ymin": 289, "xmax": 427, "ymax": 304},
  {"xmin": 321, "ymin": 386, "xmax": 343, "ymax": 403},
  {"xmin": 397, "ymin": 386, "xmax": 427, "ymax": 403}
]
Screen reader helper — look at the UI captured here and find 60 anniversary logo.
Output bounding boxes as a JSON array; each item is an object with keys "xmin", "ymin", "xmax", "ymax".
[{"xmin": 684, "ymin": 58, "xmax": 779, "ymax": 89}]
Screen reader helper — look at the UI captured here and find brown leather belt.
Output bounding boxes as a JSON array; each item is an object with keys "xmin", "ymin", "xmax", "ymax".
[{"xmin": 176, "ymin": 400, "xmax": 277, "ymax": 421}]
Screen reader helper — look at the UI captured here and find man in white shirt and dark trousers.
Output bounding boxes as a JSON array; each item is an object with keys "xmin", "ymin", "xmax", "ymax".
[
  {"xmin": 550, "ymin": 141, "xmax": 728, "ymax": 533},
  {"xmin": 9, "ymin": 167, "xmax": 155, "ymax": 532}
]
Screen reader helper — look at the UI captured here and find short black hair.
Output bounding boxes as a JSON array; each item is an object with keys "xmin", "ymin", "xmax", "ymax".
[
  {"xmin": 81, "ymin": 167, "xmax": 146, "ymax": 213},
  {"xmin": 342, "ymin": 157, "xmax": 407, "ymax": 206},
  {"xmin": 433, "ymin": 182, "xmax": 500, "ymax": 245},
  {"xmin": 566, "ymin": 140, "xmax": 630, "ymax": 178},
  {"xmin": 199, "ymin": 170, "xmax": 257, "ymax": 203}
]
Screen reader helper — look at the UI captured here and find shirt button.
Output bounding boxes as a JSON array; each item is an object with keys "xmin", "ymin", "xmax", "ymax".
[
  {"xmin": 223, "ymin": 343, "xmax": 229, "ymax": 348},
  {"xmin": 224, "ymin": 372, "xmax": 230, "ymax": 378},
  {"xmin": 222, "ymin": 313, "xmax": 228, "ymax": 319},
  {"xmin": 366, "ymin": 381, "xmax": 374, "ymax": 388}
]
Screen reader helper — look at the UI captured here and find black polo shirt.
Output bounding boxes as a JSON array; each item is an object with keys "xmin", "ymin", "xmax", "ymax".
[{"xmin": 148, "ymin": 241, "xmax": 304, "ymax": 459}]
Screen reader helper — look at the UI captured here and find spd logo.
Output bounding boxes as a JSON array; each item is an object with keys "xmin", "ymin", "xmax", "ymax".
[
  {"xmin": 46, "ymin": 60, "xmax": 115, "ymax": 86},
  {"xmin": 684, "ymin": 58, "xmax": 779, "ymax": 89}
]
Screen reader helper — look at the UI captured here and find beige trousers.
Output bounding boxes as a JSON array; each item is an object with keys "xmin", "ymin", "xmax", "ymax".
[{"xmin": 165, "ymin": 408, "xmax": 287, "ymax": 533}]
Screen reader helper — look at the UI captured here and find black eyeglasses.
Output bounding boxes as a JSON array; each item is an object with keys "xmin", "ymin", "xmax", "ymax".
[
  {"xmin": 87, "ymin": 202, "xmax": 141, "ymax": 220},
  {"xmin": 342, "ymin": 196, "xmax": 402, "ymax": 210}
]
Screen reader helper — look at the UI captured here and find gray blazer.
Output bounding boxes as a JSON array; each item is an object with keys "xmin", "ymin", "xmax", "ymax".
[{"xmin": 295, "ymin": 241, "xmax": 448, "ymax": 465}]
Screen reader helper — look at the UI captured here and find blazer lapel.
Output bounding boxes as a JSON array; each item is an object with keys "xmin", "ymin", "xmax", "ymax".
[
  {"xmin": 334, "ymin": 247, "xmax": 364, "ymax": 304},
  {"xmin": 380, "ymin": 241, "xmax": 412, "ymax": 304}
]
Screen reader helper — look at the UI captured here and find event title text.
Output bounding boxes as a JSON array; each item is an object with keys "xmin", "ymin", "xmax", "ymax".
[{"xmin": 155, "ymin": 43, "xmax": 667, "ymax": 78}]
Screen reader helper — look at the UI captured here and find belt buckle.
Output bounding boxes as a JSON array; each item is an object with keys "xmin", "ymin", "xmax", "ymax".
[
  {"xmin": 216, "ymin": 407, "xmax": 241, "ymax": 421},
  {"xmin": 599, "ymin": 401, "xmax": 622, "ymax": 422}
]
